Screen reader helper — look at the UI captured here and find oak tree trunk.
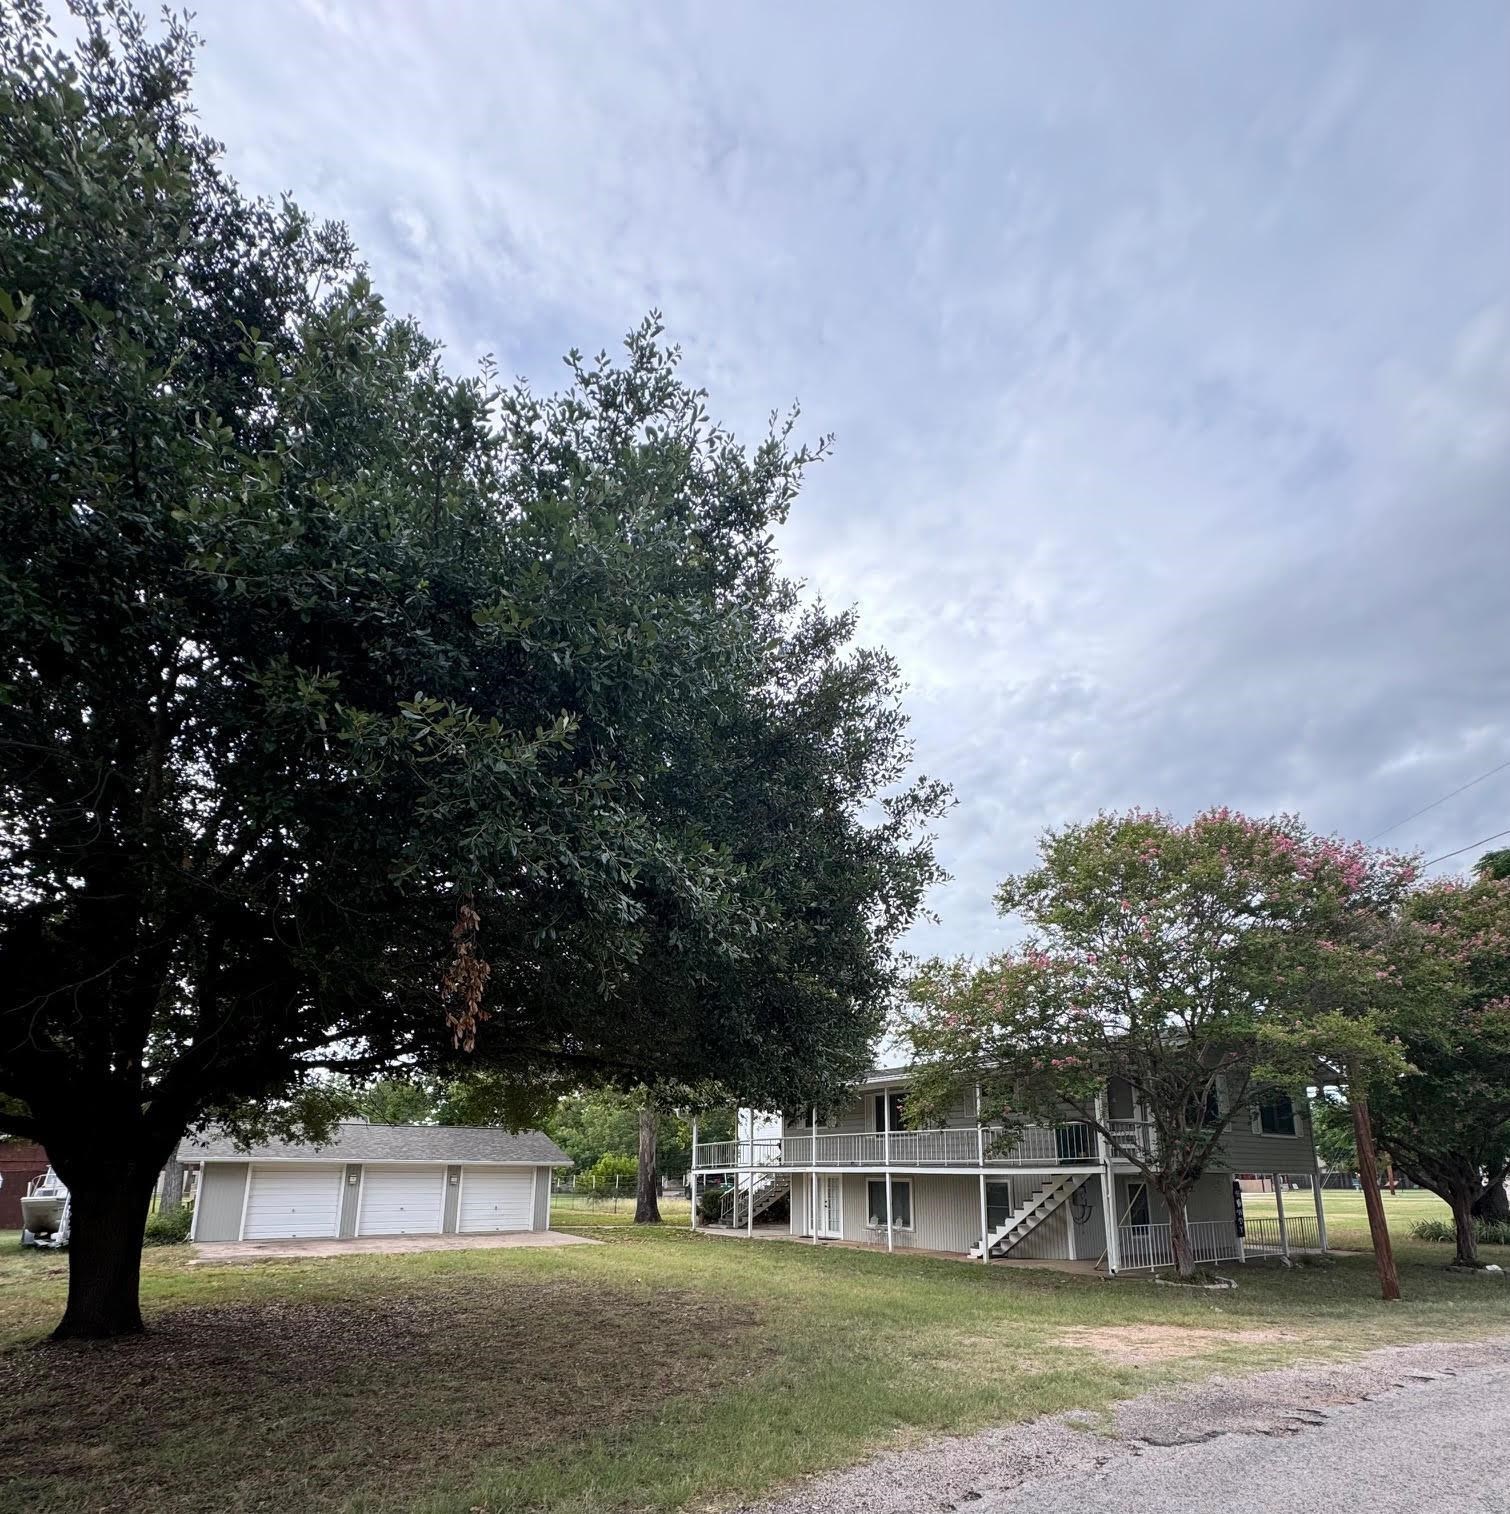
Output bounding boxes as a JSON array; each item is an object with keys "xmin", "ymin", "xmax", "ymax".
[
  {"xmin": 1349, "ymin": 1086, "xmax": 1402, "ymax": 1302},
  {"xmin": 50, "ymin": 1156, "xmax": 160, "ymax": 1340},
  {"xmin": 634, "ymin": 1094, "xmax": 661, "ymax": 1225}
]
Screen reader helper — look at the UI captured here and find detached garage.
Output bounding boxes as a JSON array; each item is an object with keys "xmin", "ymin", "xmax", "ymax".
[{"xmin": 181, "ymin": 1122, "xmax": 571, "ymax": 1244}]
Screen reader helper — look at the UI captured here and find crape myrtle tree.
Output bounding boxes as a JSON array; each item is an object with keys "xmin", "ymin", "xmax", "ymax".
[
  {"xmin": 0, "ymin": 5, "xmax": 946, "ymax": 1337},
  {"xmin": 907, "ymin": 809, "xmax": 1416, "ymax": 1280},
  {"xmin": 1354, "ymin": 876, "xmax": 1510, "ymax": 1266}
]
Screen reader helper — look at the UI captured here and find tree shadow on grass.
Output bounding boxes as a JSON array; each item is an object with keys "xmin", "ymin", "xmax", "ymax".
[{"xmin": 0, "ymin": 1274, "xmax": 767, "ymax": 1513}]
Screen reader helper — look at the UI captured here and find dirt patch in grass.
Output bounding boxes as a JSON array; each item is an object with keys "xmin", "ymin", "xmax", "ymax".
[
  {"xmin": 0, "ymin": 1275, "xmax": 767, "ymax": 1514},
  {"xmin": 1053, "ymin": 1324, "xmax": 1300, "ymax": 1365}
]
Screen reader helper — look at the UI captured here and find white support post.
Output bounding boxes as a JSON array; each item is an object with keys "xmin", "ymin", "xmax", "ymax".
[
  {"xmin": 1273, "ymin": 1172, "xmax": 1290, "ymax": 1259},
  {"xmin": 978, "ymin": 1172, "xmax": 990, "ymax": 1264},
  {"xmin": 976, "ymin": 1082, "xmax": 989, "ymax": 1264},
  {"xmin": 690, "ymin": 1119, "xmax": 699, "ymax": 1231},
  {"xmin": 878, "ymin": 1090, "xmax": 890, "ymax": 1253},
  {"xmin": 1096, "ymin": 1089, "xmax": 1120, "ymax": 1275},
  {"xmin": 747, "ymin": 1165, "xmax": 754, "ymax": 1238},
  {"xmin": 810, "ymin": 1106, "xmax": 819, "ymax": 1245},
  {"xmin": 1100, "ymin": 1166, "xmax": 1120, "ymax": 1276}
]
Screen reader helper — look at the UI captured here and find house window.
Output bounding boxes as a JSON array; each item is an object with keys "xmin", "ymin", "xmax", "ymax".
[
  {"xmin": 985, "ymin": 1180, "xmax": 1014, "ymax": 1232},
  {"xmin": 1125, "ymin": 1181, "xmax": 1151, "ymax": 1228},
  {"xmin": 1106, "ymin": 1077, "xmax": 1136, "ymax": 1122},
  {"xmin": 872, "ymin": 1091, "xmax": 906, "ymax": 1133},
  {"xmin": 1186, "ymin": 1081, "xmax": 1221, "ymax": 1128},
  {"xmin": 1257, "ymin": 1093, "xmax": 1296, "ymax": 1136},
  {"xmin": 867, "ymin": 1178, "xmax": 912, "ymax": 1230}
]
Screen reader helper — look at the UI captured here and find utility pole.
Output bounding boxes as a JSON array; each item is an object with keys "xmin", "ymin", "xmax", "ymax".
[{"xmin": 1349, "ymin": 1076, "xmax": 1401, "ymax": 1302}]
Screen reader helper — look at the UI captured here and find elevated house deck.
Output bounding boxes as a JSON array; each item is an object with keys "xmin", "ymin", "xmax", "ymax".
[{"xmin": 690, "ymin": 1067, "xmax": 1327, "ymax": 1274}]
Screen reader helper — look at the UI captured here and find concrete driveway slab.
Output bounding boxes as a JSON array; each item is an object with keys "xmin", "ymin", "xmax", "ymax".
[{"xmin": 192, "ymin": 1230, "xmax": 600, "ymax": 1263}]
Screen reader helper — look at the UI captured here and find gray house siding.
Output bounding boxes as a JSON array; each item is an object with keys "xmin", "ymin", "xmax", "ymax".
[
  {"xmin": 532, "ymin": 1166, "xmax": 550, "ymax": 1230},
  {"xmin": 786, "ymin": 1084, "xmax": 977, "ymax": 1141},
  {"xmin": 338, "ymin": 1163, "xmax": 362, "ymax": 1237},
  {"xmin": 841, "ymin": 1172, "xmax": 981, "ymax": 1252},
  {"xmin": 784, "ymin": 1169, "xmax": 1249, "ymax": 1264},
  {"xmin": 790, "ymin": 1173, "xmax": 988, "ymax": 1254},
  {"xmin": 441, "ymin": 1165, "xmax": 462, "ymax": 1233},
  {"xmin": 195, "ymin": 1162, "xmax": 248, "ymax": 1241},
  {"xmin": 1009, "ymin": 1200, "xmax": 1071, "ymax": 1260},
  {"xmin": 1112, "ymin": 1170, "xmax": 1236, "ymax": 1228},
  {"xmin": 1075, "ymin": 1175, "xmax": 1107, "ymax": 1259},
  {"xmin": 1221, "ymin": 1109, "xmax": 1314, "ymax": 1174}
]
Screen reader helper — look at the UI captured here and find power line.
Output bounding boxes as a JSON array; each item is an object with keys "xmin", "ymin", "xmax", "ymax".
[
  {"xmin": 1420, "ymin": 827, "xmax": 1510, "ymax": 869},
  {"xmin": 1367, "ymin": 756, "xmax": 1510, "ymax": 843}
]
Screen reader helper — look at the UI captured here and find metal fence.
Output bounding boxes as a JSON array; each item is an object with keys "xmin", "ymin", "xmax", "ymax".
[
  {"xmin": 1243, "ymin": 1214, "xmax": 1322, "ymax": 1254},
  {"xmin": 1116, "ymin": 1219, "xmax": 1242, "ymax": 1270},
  {"xmin": 548, "ymin": 1174, "xmax": 690, "ymax": 1221}
]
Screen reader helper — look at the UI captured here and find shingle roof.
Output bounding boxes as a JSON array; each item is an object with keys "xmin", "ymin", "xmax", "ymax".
[{"xmin": 179, "ymin": 1122, "xmax": 572, "ymax": 1166}]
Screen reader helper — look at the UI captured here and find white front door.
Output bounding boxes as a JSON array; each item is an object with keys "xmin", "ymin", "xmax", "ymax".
[
  {"xmin": 356, "ymin": 1164, "xmax": 446, "ymax": 1236},
  {"xmin": 818, "ymin": 1175, "xmax": 843, "ymax": 1238}
]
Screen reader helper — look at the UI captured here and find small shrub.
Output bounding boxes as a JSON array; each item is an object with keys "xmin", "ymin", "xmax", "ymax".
[
  {"xmin": 1411, "ymin": 1218, "xmax": 1453, "ymax": 1242},
  {"xmin": 1410, "ymin": 1216, "xmax": 1510, "ymax": 1246},
  {"xmin": 698, "ymin": 1185, "xmax": 729, "ymax": 1224},
  {"xmin": 144, "ymin": 1204, "xmax": 193, "ymax": 1246}
]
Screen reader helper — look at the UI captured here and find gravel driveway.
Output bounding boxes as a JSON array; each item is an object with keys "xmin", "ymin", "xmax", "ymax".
[{"xmin": 746, "ymin": 1334, "xmax": 1510, "ymax": 1514}]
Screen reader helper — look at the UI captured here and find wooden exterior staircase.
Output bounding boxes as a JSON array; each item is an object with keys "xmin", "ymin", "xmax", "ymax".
[
  {"xmin": 720, "ymin": 1171, "xmax": 791, "ymax": 1228},
  {"xmin": 968, "ymin": 1174, "xmax": 1086, "ymax": 1259}
]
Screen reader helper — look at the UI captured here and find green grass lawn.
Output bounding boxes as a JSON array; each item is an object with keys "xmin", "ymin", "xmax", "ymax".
[
  {"xmin": 1242, "ymin": 1187, "xmax": 1452, "ymax": 1250},
  {"xmin": 547, "ymin": 1194, "xmax": 692, "ymax": 1228},
  {"xmin": 1, "ymin": 1200, "xmax": 1507, "ymax": 1514}
]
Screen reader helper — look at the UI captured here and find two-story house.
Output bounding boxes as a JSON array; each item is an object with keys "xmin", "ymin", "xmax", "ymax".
[{"xmin": 690, "ymin": 1064, "xmax": 1326, "ymax": 1272}]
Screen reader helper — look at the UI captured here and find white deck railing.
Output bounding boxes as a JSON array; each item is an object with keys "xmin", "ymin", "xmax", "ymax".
[
  {"xmin": 694, "ymin": 1121, "xmax": 1139, "ymax": 1172},
  {"xmin": 1116, "ymin": 1218, "xmax": 1241, "ymax": 1270},
  {"xmin": 1106, "ymin": 1119, "xmax": 1156, "ymax": 1160},
  {"xmin": 1242, "ymin": 1214, "xmax": 1322, "ymax": 1254}
]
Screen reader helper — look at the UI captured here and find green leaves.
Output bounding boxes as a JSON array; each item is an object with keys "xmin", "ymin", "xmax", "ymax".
[
  {"xmin": 909, "ymin": 807, "xmax": 1422, "ymax": 1206},
  {"xmin": 0, "ymin": 0, "xmax": 945, "ymax": 1196}
]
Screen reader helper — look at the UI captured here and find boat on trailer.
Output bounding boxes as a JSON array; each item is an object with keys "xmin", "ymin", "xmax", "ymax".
[{"xmin": 19, "ymin": 1167, "xmax": 70, "ymax": 1249}]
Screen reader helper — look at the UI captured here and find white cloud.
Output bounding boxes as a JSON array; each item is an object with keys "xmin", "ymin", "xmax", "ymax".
[{"xmin": 177, "ymin": 0, "xmax": 1510, "ymax": 953}]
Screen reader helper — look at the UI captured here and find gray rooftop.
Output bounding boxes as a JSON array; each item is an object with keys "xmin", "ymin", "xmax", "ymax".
[{"xmin": 180, "ymin": 1122, "xmax": 571, "ymax": 1166}]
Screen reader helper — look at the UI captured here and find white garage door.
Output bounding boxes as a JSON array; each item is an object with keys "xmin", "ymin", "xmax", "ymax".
[
  {"xmin": 357, "ymin": 1165, "xmax": 446, "ymax": 1236},
  {"xmin": 243, "ymin": 1164, "xmax": 343, "ymax": 1240},
  {"xmin": 458, "ymin": 1167, "xmax": 534, "ymax": 1233}
]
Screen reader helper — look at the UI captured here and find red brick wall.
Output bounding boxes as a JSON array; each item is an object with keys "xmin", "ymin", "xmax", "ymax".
[{"xmin": 0, "ymin": 1143, "xmax": 49, "ymax": 1231}]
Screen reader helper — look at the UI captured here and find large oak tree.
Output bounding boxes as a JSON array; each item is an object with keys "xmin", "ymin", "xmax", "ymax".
[{"xmin": 0, "ymin": 4, "xmax": 945, "ymax": 1337}]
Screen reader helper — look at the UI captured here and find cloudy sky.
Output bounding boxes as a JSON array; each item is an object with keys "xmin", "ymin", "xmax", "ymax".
[{"xmin": 178, "ymin": 1, "xmax": 1508, "ymax": 959}]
